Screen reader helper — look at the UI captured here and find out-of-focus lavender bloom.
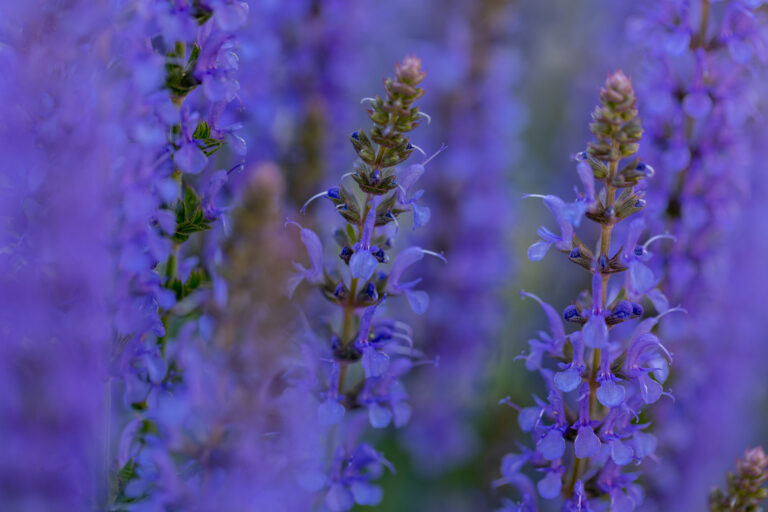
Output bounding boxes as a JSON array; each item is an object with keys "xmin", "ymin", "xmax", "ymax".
[
  {"xmin": 290, "ymin": 57, "xmax": 443, "ymax": 509},
  {"xmin": 627, "ymin": 2, "xmax": 768, "ymax": 508},
  {"xmin": 497, "ymin": 72, "xmax": 672, "ymax": 510},
  {"xmin": 102, "ymin": 1, "xmax": 247, "ymax": 508},
  {"xmin": 378, "ymin": 0, "xmax": 525, "ymax": 481},
  {"xmin": 241, "ymin": 0, "xmax": 367, "ymax": 205},
  {"xmin": 0, "ymin": 3, "xmax": 116, "ymax": 509}
]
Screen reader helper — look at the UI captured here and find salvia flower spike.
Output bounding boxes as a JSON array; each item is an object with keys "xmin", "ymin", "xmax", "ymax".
[
  {"xmin": 291, "ymin": 56, "xmax": 443, "ymax": 510},
  {"xmin": 499, "ymin": 71, "xmax": 675, "ymax": 510}
]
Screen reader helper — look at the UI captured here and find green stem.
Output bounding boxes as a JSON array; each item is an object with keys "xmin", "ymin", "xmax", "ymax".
[{"xmin": 567, "ymin": 146, "xmax": 619, "ymax": 496}]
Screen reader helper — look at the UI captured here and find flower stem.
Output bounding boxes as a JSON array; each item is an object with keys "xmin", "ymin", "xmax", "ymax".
[{"xmin": 570, "ymin": 147, "xmax": 619, "ymax": 495}]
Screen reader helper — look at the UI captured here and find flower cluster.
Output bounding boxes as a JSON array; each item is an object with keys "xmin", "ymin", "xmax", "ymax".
[
  {"xmin": 243, "ymin": 1, "xmax": 368, "ymax": 205},
  {"xmin": 627, "ymin": 1, "xmax": 768, "ymax": 506},
  {"xmin": 291, "ymin": 56, "xmax": 443, "ymax": 510},
  {"xmin": 108, "ymin": 2, "xmax": 246, "ymax": 508},
  {"xmin": 0, "ymin": 2, "xmax": 118, "ymax": 508},
  {"xmin": 386, "ymin": 0, "xmax": 524, "ymax": 478},
  {"xmin": 709, "ymin": 446, "xmax": 768, "ymax": 512},
  {"xmin": 498, "ymin": 72, "xmax": 674, "ymax": 510}
]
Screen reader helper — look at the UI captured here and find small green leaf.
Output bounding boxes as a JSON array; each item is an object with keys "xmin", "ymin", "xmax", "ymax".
[
  {"xmin": 192, "ymin": 120, "xmax": 211, "ymax": 140},
  {"xmin": 346, "ymin": 224, "xmax": 357, "ymax": 244}
]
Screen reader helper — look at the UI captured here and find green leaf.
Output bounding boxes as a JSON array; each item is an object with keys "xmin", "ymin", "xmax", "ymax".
[
  {"xmin": 346, "ymin": 224, "xmax": 357, "ymax": 244},
  {"xmin": 192, "ymin": 120, "xmax": 211, "ymax": 140}
]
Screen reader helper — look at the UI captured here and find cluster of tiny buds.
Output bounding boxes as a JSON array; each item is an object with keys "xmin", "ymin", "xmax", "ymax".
[{"xmin": 710, "ymin": 446, "xmax": 768, "ymax": 512}]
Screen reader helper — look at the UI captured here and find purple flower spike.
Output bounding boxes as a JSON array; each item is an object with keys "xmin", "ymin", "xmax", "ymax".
[{"xmin": 500, "ymin": 73, "xmax": 673, "ymax": 508}]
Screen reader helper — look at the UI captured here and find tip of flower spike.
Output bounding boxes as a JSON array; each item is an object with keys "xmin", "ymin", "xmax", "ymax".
[
  {"xmin": 606, "ymin": 70, "xmax": 632, "ymax": 93},
  {"xmin": 395, "ymin": 55, "xmax": 426, "ymax": 84}
]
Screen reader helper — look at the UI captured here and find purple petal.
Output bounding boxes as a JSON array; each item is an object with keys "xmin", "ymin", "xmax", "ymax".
[
  {"xmin": 350, "ymin": 482, "xmax": 383, "ymax": 506},
  {"xmin": 528, "ymin": 240, "xmax": 552, "ymax": 261},
  {"xmin": 404, "ymin": 289, "xmax": 429, "ymax": 314},
  {"xmin": 396, "ymin": 163, "xmax": 425, "ymax": 200},
  {"xmin": 575, "ymin": 426, "xmax": 601, "ymax": 459},
  {"xmin": 542, "ymin": 195, "xmax": 574, "ymax": 243},
  {"xmin": 215, "ymin": 0, "xmax": 248, "ymax": 30},
  {"xmin": 576, "ymin": 161, "xmax": 596, "ymax": 201},
  {"xmin": 622, "ymin": 218, "xmax": 646, "ymax": 260},
  {"xmin": 361, "ymin": 346, "xmax": 389, "ymax": 378},
  {"xmin": 368, "ymin": 402, "xmax": 392, "ymax": 428},
  {"xmin": 728, "ymin": 38, "xmax": 753, "ymax": 63},
  {"xmin": 630, "ymin": 261, "xmax": 656, "ymax": 293},
  {"xmin": 596, "ymin": 380, "xmax": 625, "ymax": 407},
  {"xmin": 682, "ymin": 91, "xmax": 712, "ymax": 119},
  {"xmin": 296, "ymin": 466, "xmax": 326, "ymax": 492},
  {"xmin": 537, "ymin": 429, "xmax": 565, "ymax": 460},
  {"xmin": 582, "ymin": 314, "xmax": 608, "ymax": 349},
  {"xmin": 392, "ymin": 401, "xmax": 412, "ymax": 427},
  {"xmin": 554, "ymin": 367, "xmax": 581, "ymax": 392},
  {"xmin": 350, "ymin": 250, "xmax": 377, "ymax": 280},
  {"xmin": 174, "ymin": 143, "xmax": 207, "ymax": 174},
  {"xmin": 388, "ymin": 247, "xmax": 424, "ymax": 291},
  {"xmin": 537, "ymin": 471, "xmax": 562, "ymax": 500},
  {"xmin": 664, "ymin": 29, "xmax": 691, "ymax": 55},
  {"xmin": 631, "ymin": 432, "xmax": 657, "ymax": 459},
  {"xmin": 318, "ymin": 399, "xmax": 345, "ymax": 426},
  {"xmin": 610, "ymin": 439, "xmax": 634, "ymax": 466},
  {"xmin": 518, "ymin": 407, "xmax": 541, "ymax": 432},
  {"xmin": 520, "ymin": 291, "xmax": 566, "ymax": 346},
  {"xmin": 610, "ymin": 489, "xmax": 636, "ymax": 512},
  {"xmin": 412, "ymin": 202, "xmax": 431, "ymax": 228},
  {"xmin": 637, "ymin": 373, "xmax": 663, "ymax": 404},
  {"xmin": 227, "ymin": 132, "xmax": 247, "ymax": 156},
  {"xmin": 325, "ymin": 484, "xmax": 354, "ymax": 512}
]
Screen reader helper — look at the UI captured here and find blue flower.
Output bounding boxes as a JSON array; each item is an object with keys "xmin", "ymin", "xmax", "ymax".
[
  {"xmin": 387, "ymin": 246, "xmax": 445, "ymax": 314},
  {"xmin": 286, "ymin": 222, "xmax": 325, "ymax": 296},
  {"xmin": 524, "ymin": 195, "xmax": 577, "ymax": 261},
  {"xmin": 350, "ymin": 207, "xmax": 378, "ymax": 280}
]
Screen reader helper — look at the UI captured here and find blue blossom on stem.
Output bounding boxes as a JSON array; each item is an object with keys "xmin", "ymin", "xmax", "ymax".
[
  {"xmin": 290, "ymin": 56, "xmax": 442, "ymax": 509},
  {"xmin": 107, "ymin": 2, "xmax": 247, "ymax": 508},
  {"xmin": 498, "ymin": 71, "xmax": 674, "ymax": 510},
  {"xmin": 627, "ymin": 1, "xmax": 768, "ymax": 507}
]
